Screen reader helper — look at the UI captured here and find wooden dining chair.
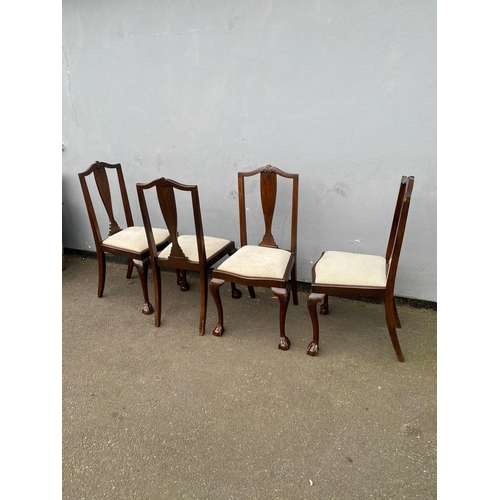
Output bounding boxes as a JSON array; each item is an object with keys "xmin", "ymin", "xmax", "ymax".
[
  {"xmin": 209, "ymin": 165, "xmax": 299, "ymax": 350},
  {"xmin": 306, "ymin": 176, "xmax": 414, "ymax": 362},
  {"xmin": 136, "ymin": 177, "xmax": 237, "ymax": 335},
  {"xmin": 78, "ymin": 161, "xmax": 170, "ymax": 314}
]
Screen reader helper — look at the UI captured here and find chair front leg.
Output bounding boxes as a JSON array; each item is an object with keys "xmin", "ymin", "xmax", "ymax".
[
  {"xmin": 271, "ymin": 285, "xmax": 291, "ymax": 351},
  {"xmin": 384, "ymin": 295, "xmax": 405, "ymax": 362},
  {"xmin": 307, "ymin": 293, "xmax": 324, "ymax": 356},
  {"xmin": 230, "ymin": 282, "xmax": 242, "ymax": 299},
  {"xmin": 176, "ymin": 269, "xmax": 190, "ymax": 291},
  {"xmin": 97, "ymin": 251, "xmax": 106, "ymax": 298},
  {"xmin": 210, "ymin": 278, "xmax": 225, "ymax": 336},
  {"xmin": 133, "ymin": 258, "xmax": 154, "ymax": 315}
]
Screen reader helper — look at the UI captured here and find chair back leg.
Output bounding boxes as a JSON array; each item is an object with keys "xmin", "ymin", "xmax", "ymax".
[
  {"xmin": 198, "ymin": 269, "xmax": 208, "ymax": 336},
  {"xmin": 384, "ymin": 295, "xmax": 405, "ymax": 362},
  {"xmin": 320, "ymin": 295, "xmax": 329, "ymax": 315},
  {"xmin": 291, "ymin": 263, "xmax": 299, "ymax": 305},
  {"xmin": 392, "ymin": 296, "xmax": 402, "ymax": 329},
  {"xmin": 126, "ymin": 259, "xmax": 134, "ymax": 279},
  {"xmin": 97, "ymin": 251, "xmax": 106, "ymax": 298},
  {"xmin": 153, "ymin": 265, "xmax": 162, "ymax": 327}
]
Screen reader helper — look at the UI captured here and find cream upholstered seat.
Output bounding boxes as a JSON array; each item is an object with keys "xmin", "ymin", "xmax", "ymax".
[
  {"xmin": 314, "ymin": 251, "xmax": 387, "ymax": 288},
  {"xmin": 216, "ymin": 245, "xmax": 293, "ymax": 280},
  {"xmin": 209, "ymin": 165, "xmax": 299, "ymax": 351},
  {"xmin": 78, "ymin": 161, "xmax": 171, "ymax": 315},
  {"xmin": 159, "ymin": 235, "xmax": 231, "ymax": 263},
  {"xmin": 136, "ymin": 177, "xmax": 236, "ymax": 334},
  {"xmin": 306, "ymin": 176, "xmax": 414, "ymax": 362},
  {"xmin": 104, "ymin": 226, "xmax": 170, "ymax": 253}
]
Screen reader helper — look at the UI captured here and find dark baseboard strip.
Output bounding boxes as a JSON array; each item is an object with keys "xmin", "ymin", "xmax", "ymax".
[{"xmin": 63, "ymin": 248, "xmax": 437, "ymax": 311}]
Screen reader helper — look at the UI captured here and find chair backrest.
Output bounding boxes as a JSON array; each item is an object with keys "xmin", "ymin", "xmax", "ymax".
[
  {"xmin": 238, "ymin": 165, "xmax": 299, "ymax": 254},
  {"xmin": 385, "ymin": 176, "xmax": 414, "ymax": 289},
  {"xmin": 136, "ymin": 178, "xmax": 207, "ymax": 267},
  {"xmin": 78, "ymin": 161, "xmax": 134, "ymax": 244}
]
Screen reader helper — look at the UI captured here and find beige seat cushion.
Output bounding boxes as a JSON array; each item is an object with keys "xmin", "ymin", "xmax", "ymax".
[
  {"xmin": 103, "ymin": 226, "xmax": 170, "ymax": 253},
  {"xmin": 314, "ymin": 251, "xmax": 387, "ymax": 287},
  {"xmin": 158, "ymin": 235, "xmax": 231, "ymax": 263},
  {"xmin": 216, "ymin": 245, "xmax": 292, "ymax": 279}
]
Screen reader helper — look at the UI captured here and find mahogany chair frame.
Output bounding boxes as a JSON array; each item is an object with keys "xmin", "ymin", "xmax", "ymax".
[
  {"xmin": 210, "ymin": 165, "xmax": 299, "ymax": 350},
  {"xmin": 307, "ymin": 176, "xmax": 414, "ymax": 362},
  {"xmin": 78, "ymin": 161, "xmax": 170, "ymax": 314},
  {"xmin": 136, "ymin": 177, "xmax": 237, "ymax": 335}
]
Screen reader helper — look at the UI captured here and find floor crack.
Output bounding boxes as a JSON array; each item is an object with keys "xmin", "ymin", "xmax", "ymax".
[{"xmin": 63, "ymin": 45, "xmax": 78, "ymax": 126}]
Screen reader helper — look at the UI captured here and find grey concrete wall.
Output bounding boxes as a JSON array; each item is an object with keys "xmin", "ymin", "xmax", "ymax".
[{"xmin": 62, "ymin": 0, "xmax": 436, "ymax": 302}]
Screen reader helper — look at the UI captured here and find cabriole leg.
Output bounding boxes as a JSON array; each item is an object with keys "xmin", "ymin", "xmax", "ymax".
[
  {"xmin": 272, "ymin": 285, "xmax": 291, "ymax": 351},
  {"xmin": 134, "ymin": 258, "xmax": 154, "ymax": 315},
  {"xmin": 176, "ymin": 269, "xmax": 190, "ymax": 291},
  {"xmin": 210, "ymin": 278, "xmax": 225, "ymax": 336},
  {"xmin": 230, "ymin": 282, "xmax": 242, "ymax": 299},
  {"xmin": 307, "ymin": 293, "xmax": 324, "ymax": 356}
]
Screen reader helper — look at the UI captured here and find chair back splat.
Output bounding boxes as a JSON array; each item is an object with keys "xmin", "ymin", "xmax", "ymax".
[
  {"xmin": 306, "ymin": 176, "xmax": 414, "ymax": 362},
  {"xmin": 210, "ymin": 165, "xmax": 299, "ymax": 351},
  {"xmin": 157, "ymin": 184, "xmax": 189, "ymax": 262},
  {"xmin": 78, "ymin": 161, "xmax": 170, "ymax": 315},
  {"xmin": 238, "ymin": 165, "xmax": 299, "ymax": 254}
]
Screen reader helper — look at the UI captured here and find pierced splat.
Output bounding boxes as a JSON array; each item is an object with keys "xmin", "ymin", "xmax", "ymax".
[
  {"xmin": 157, "ymin": 183, "xmax": 187, "ymax": 261},
  {"xmin": 94, "ymin": 164, "xmax": 121, "ymax": 236},
  {"xmin": 259, "ymin": 166, "xmax": 278, "ymax": 248}
]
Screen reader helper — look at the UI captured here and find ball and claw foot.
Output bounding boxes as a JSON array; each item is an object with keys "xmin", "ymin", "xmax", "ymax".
[
  {"xmin": 212, "ymin": 324, "xmax": 224, "ymax": 337},
  {"xmin": 306, "ymin": 342, "xmax": 319, "ymax": 356},
  {"xmin": 177, "ymin": 272, "xmax": 190, "ymax": 291},
  {"xmin": 142, "ymin": 302, "xmax": 154, "ymax": 315},
  {"xmin": 278, "ymin": 336, "xmax": 291, "ymax": 351}
]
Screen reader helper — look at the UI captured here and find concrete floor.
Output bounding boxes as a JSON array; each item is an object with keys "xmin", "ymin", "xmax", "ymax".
[{"xmin": 62, "ymin": 254, "xmax": 437, "ymax": 499}]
